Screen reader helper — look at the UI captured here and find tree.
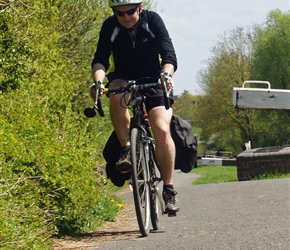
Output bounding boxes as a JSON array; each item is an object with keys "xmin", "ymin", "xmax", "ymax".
[
  {"xmin": 173, "ymin": 91, "xmax": 197, "ymax": 122},
  {"xmin": 252, "ymin": 9, "xmax": 290, "ymax": 89},
  {"xmin": 196, "ymin": 27, "xmax": 255, "ymax": 153},
  {"xmin": 251, "ymin": 9, "xmax": 290, "ymax": 146},
  {"xmin": 173, "ymin": 91, "xmax": 201, "ymax": 139}
]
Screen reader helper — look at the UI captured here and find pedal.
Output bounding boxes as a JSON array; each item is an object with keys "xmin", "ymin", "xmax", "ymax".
[{"xmin": 167, "ymin": 212, "xmax": 176, "ymax": 217}]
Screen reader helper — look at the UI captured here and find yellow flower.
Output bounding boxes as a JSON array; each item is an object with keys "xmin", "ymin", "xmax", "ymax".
[{"xmin": 117, "ymin": 203, "xmax": 124, "ymax": 208}]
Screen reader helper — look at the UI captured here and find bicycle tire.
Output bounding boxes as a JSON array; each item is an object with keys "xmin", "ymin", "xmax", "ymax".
[
  {"xmin": 151, "ymin": 187, "xmax": 164, "ymax": 230},
  {"xmin": 130, "ymin": 128, "xmax": 151, "ymax": 237}
]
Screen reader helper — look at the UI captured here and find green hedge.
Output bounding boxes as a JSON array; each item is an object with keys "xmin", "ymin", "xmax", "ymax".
[{"xmin": 0, "ymin": 78, "xmax": 119, "ymax": 249}]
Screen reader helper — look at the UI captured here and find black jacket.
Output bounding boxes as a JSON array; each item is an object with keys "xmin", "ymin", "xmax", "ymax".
[{"xmin": 92, "ymin": 10, "xmax": 177, "ymax": 80}]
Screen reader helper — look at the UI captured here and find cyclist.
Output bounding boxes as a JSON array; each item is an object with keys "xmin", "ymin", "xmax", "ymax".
[{"xmin": 91, "ymin": 0, "xmax": 179, "ymax": 214}]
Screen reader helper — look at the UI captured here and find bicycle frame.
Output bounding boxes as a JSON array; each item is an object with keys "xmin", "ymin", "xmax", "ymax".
[{"xmin": 124, "ymin": 82, "xmax": 165, "ymax": 236}]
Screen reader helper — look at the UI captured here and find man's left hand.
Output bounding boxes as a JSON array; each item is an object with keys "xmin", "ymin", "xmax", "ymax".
[{"xmin": 165, "ymin": 75, "xmax": 174, "ymax": 93}]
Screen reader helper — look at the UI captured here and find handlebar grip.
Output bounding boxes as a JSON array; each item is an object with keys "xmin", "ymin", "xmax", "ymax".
[
  {"xmin": 163, "ymin": 91, "xmax": 170, "ymax": 110},
  {"xmin": 96, "ymin": 98, "xmax": 105, "ymax": 117}
]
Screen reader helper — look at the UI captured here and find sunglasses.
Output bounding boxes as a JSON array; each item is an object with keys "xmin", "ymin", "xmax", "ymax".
[{"xmin": 114, "ymin": 7, "xmax": 138, "ymax": 17}]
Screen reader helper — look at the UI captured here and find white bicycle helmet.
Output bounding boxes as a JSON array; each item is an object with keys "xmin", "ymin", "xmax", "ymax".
[{"xmin": 109, "ymin": 0, "xmax": 142, "ymax": 8}]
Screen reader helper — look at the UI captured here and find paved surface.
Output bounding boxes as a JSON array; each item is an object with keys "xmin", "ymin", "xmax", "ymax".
[{"xmin": 96, "ymin": 171, "xmax": 290, "ymax": 250}]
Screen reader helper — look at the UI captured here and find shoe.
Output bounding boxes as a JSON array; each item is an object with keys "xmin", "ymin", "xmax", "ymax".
[
  {"xmin": 162, "ymin": 187, "xmax": 180, "ymax": 214},
  {"xmin": 116, "ymin": 147, "xmax": 131, "ymax": 173}
]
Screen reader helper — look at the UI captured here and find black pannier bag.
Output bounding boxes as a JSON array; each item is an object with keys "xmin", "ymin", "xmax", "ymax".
[
  {"xmin": 102, "ymin": 131, "xmax": 125, "ymax": 187},
  {"xmin": 170, "ymin": 115, "xmax": 197, "ymax": 173}
]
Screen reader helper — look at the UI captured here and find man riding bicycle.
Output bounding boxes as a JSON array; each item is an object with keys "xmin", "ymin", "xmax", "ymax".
[{"xmin": 91, "ymin": 0, "xmax": 179, "ymax": 214}]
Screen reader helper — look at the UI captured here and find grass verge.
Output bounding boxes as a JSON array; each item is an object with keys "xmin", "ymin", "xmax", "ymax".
[
  {"xmin": 191, "ymin": 165, "xmax": 238, "ymax": 185},
  {"xmin": 191, "ymin": 165, "xmax": 290, "ymax": 185}
]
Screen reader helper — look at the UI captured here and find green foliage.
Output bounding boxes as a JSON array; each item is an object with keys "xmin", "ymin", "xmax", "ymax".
[
  {"xmin": 0, "ymin": 7, "xmax": 34, "ymax": 92},
  {"xmin": 173, "ymin": 91, "xmax": 201, "ymax": 139},
  {"xmin": 252, "ymin": 171, "xmax": 290, "ymax": 180},
  {"xmin": 0, "ymin": 80, "xmax": 120, "ymax": 247},
  {"xmin": 173, "ymin": 91, "xmax": 197, "ymax": 122},
  {"xmin": 0, "ymin": 170, "xmax": 54, "ymax": 250},
  {"xmin": 252, "ymin": 9, "xmax": 290, "ymax": 89}
]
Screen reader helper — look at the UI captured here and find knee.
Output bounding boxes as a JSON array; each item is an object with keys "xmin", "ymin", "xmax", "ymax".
[{"xmin": 153, "ymin": 124, "xmax": 171, "ymax": 145}]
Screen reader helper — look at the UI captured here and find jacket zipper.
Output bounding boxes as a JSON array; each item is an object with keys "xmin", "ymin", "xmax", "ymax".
[{"xmin": 129, "ymin": 23, "xmax": 139, "ymax": 49}]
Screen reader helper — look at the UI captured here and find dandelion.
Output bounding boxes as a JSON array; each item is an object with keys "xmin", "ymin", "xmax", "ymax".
[{"xmin": 117, "ymin": 203, "xmax": 124, "ymax": 208}]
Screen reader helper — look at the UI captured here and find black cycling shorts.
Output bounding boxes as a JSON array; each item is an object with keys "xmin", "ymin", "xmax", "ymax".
[{"xmin": 144, "ymin": 92, "xmax": 174, "ymax": 112}]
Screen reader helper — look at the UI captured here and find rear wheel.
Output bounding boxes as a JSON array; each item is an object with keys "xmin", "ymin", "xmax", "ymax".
[
  {"xmin": 130, "ymin": 128, "xmax": 151, "ymax": 237},
  {"xmin": 149, "ymin": 143, "xmax": 162, "ymax": 230},
  {"xmin": 150, "ymin": 188, "xmax": 161, "ymax": 230}
]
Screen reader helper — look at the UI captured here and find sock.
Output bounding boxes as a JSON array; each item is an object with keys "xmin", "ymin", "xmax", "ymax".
[
  {"xmin": 163, "ymin": 184, "xmax": 174, "ymax": 190},
  {"xmin": 121, "ymin": 146, "xmax": 130, "ymax": 151}
]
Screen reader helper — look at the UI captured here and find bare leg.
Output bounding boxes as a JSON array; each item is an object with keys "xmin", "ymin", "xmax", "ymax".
[
  {"xmin": 109, "ymin": 80, "xmax": 131, "ymax": 147},
  {"xmin": 148, "ymin": 106, "xmax": 175, "ymax": 185}
]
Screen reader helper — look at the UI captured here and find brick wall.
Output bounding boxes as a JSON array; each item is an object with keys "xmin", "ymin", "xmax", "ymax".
[{"xmin": 236, "ymin": 146, "xmax": 290, "ymax": 181}]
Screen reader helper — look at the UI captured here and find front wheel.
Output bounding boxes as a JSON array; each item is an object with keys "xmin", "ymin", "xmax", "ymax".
[{"xmin": 130, "ymin": 128, "xmax": 151, "ymax": 237}]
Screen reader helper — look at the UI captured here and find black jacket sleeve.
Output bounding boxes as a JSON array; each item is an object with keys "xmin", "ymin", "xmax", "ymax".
[
  {"xmin": 146, "ymin": 11, "xmax": 178, "ymax": 72},
  {"xmin": 91, "ymin": 16, "xmax": 116, "ymax": 70}
]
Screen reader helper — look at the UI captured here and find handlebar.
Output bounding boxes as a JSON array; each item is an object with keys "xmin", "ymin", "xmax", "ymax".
[
  {"xmin": 103, "ymin": 82, "xmax": 159, "ymax": 95},
  {"xmin": 84, "ymin": 73, "xmax": 170, "ymax": 118}
]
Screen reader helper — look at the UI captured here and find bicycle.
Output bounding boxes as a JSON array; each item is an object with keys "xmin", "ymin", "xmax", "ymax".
[{"xmin": 84, "ymin": 73, "xmax": 176, "ymax": 237}]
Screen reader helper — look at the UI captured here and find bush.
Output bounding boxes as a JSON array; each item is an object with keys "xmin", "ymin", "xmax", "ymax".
[{"xmin": 0, "ymin": 77, "xmax": 118, "ymax": 248}]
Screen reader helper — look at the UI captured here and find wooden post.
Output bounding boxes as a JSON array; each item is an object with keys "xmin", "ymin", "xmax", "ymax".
[{"xmin": 232, "ymin": 81, "xmax": 290, "ymax": 110}]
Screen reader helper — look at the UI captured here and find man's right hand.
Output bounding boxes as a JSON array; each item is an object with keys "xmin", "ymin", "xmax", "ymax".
[{"xmin": 90, "ymin": 81, "xmax": 104, "ymax": 102}]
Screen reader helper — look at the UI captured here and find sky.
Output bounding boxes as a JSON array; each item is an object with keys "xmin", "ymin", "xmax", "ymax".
[{"xmin": 155, "ymin": 0, "xmax": 290, "ymax": 95}]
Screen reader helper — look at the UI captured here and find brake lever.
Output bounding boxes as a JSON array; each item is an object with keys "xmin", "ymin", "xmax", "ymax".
[
  {"xmin": 94, "ymin": 83, "xmax": 104, "ymax": 117},
  {"xmin": 160, "ymin": 73, "xmax": 170, "ymax": 110},
  {"xmin": 84, "ymin": 82, "xmax": 105, "ymax": 118}
]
